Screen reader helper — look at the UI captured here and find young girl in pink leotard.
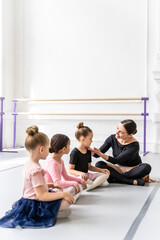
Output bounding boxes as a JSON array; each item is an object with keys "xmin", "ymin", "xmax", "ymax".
[{"xmin": 45, "ymin": 134, "xmax": 86, "ymax": 202}]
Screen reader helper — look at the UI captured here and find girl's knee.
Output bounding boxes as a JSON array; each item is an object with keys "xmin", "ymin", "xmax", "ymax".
[
  {"xmin": 96, "ymin": 172, "xmax": 104, "ymax": 177},
  {"xmin": 60, "ymin": 199, "xmax": 71, "ymax": 210}
]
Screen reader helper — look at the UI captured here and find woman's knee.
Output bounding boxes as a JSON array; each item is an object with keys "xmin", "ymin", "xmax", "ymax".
[
  {"xmin": 141, "ymin": 163, "xmax": 151, "ymax": 175},
  {"xmin": 95, "ymin": 161, "xmax": 107, "ymax": 169}
]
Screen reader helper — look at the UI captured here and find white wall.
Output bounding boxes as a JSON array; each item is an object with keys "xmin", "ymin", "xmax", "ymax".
[
  {"xmin": 0, "ymin": 0, "xmax": 2, "ymax": 96},
  {"xmin": 1, "ymin": 0, "xmax": 160, "ymax": 153},
  {"xmin": 23, "ymin": 0, "xmax": 148, "ymax": 99},
  {"xmin": 1, "ymin": 0, "xmax": 15, "ymax": 147}
]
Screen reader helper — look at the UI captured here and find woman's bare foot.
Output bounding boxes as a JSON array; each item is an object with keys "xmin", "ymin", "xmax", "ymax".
[{"xmin": 143, "ymin": 175, "xmax": 159, "ymax": 183}]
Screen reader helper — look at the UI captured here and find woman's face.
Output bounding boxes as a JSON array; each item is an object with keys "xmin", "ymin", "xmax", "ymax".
[{"xmin": 116, "ymin": 123, "xmax": 128, "ymax": 140}]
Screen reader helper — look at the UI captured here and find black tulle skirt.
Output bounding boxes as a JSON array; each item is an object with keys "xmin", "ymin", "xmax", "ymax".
[{"xmin": 0, "ymin": 197, "xmax": 61, "ymax": 228}]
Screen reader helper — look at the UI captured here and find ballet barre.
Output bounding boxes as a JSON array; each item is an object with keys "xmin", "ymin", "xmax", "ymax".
[
  {"xmin": 13, "ymin": 97, "xmax": 142, "ymax": 102},
  {"xmin": 12, "ymin": 97, "xmax": 149, "ymax": 155},
  {"xmin": 16, "ymin": 113, "xmax": 142, "ymax": 116}
]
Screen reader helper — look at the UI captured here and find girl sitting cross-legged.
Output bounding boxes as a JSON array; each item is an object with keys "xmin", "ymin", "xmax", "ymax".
[
  {"xmin": 0, "ymin": 126, "xmax": 74, "ymax": 229},
  {"xmin": 45, "ymin": 134, "xmax": 86, "ymax": 203},
  {"xmin": 69, "ymin": 122, "xmax": 110, "ymax": 191}
]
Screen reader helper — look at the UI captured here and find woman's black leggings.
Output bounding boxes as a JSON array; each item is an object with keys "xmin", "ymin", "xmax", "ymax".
[{"xmin": 95, "ymin": 161, "xmax": 151, "ymax": 185}]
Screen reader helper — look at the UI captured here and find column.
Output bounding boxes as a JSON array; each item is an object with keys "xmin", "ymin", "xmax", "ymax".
[{"xmin": 152, "ymin": 0, "xmax": 160, "ymax": 153}]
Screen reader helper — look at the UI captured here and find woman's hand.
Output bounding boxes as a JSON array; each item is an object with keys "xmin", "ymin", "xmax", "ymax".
[
  {"xmin": 87, "ymin": 147, "xmax": 95, "ymax": 155},
  {"xmin": 80, "ymin": 173, "xmax": 89, "ymax": 180},
  {"xmin": 88, "ymin": 147, "xmax": 101, "ymax": 155},
  {"xmin": 91, "ymin": 147, "xmax": 109, "ymax": 161},
  {"xmin": 63, "ymin": 192, "xmax": 74, "ymax": 204},
  {"xmin": 93, "ymin": 147, "xmax": 101, "ymax": 155}
]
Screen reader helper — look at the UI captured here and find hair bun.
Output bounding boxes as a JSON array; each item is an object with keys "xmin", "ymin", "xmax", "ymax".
[
  {"xmin": 49, "ymin": 147, "xmax": 54, "ymax": 153},
  {"xmin": 26, "ymin": 125, "xmax": 39, "ymax": 136},
  {"xmin": 77, "ymin": 122, "xmax": 84, "ymax": 129}
]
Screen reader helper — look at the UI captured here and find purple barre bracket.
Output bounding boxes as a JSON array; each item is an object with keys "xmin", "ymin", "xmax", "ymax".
[
  {"xmin": 11, "ymin": 99, "xmax": 23, "ymax": 151},
  {"xmin": 12, "ymin": 99, "xmax": 18, "ymax": 149},
  {"xmin": 141, "ymin": 97, "xmax": 149, "ymax": 156}
]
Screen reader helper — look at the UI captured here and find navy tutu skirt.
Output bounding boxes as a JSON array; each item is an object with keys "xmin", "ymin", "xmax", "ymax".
[{"xmin": 0, "ymin": 197, "xmax": 61, "ymax": 228}]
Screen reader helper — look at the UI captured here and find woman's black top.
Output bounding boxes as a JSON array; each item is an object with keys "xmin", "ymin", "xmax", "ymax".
[{"xmin": 94, "ymin": 134, "xmax": 142, "ymax": 167}]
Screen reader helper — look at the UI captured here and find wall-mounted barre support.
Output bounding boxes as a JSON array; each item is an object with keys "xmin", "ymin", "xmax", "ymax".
[
  {"xmin": 12, "ymin": 99, "xmax": 18, "ymax": 150},
  {"xmin": 12, "ymin": 97, "xmax": 149, "ymax": 155},
  {"xmin": 141, "ymin": 97, "xmax": 149, "ymax": 155},
  {"xmin": 0, "ymin": 98, "xmax": 17, "ymax": 153}
]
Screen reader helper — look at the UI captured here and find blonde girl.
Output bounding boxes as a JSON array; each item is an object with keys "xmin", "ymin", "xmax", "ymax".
[{"xmin": 0, "ymin": 126, "xmax": 74, "ymax": 228}]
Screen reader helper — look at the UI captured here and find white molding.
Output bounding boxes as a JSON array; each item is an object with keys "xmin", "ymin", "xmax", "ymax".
[
  {"xmin": 152, "ymin": 0, "xmax": 160, "ymax": 153},
  {"xmin": 152, "ymin": 113, "xmax": 160, "ymax": 122},
  {"xmin": 153, "ymin": 52, "xmax": 160, "ymax": 79},
  {"xmin": 0, "ymin": 0, "xmax": 2, "ymax": 96}
]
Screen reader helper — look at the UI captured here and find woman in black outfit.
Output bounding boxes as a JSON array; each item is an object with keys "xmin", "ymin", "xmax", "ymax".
[{"xmin": 91, "ymin": 119, "xmax": 151, "ymax": 186}]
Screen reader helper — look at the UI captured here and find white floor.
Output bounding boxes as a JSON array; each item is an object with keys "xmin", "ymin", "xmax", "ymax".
[{"xmin": 0, "ymin": 150, "xmax": 160, "ymax": 240}]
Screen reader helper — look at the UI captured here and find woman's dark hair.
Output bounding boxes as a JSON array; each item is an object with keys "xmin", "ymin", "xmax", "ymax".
[
  {"xmin": 49, "ymin": 134, "xmax": 70, "ymax": 153},
  {"xmin": 121, "ymin": 119, "xmax": 137, "ymax": 135},
  {"xmin": 75, "ymin": 122, "xmax": 92, "ymax": 140},
  {"xmin": 25, "ymin": 125, "xmax": 48, "ymax": 150}
]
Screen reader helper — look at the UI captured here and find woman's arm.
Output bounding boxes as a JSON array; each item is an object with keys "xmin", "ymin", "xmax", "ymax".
[
  {"xmin": 89, "ymin": 148, "xmax": 123, "ymax": 173},
  {"xmin": 34, "ymin": 185, "xmax": 74, "ymax": 203},
  {"xmin": 93, "ymin": 136, "xmax": 112, "ymax": 158},
  {"xmin": 107, "ymin": 144, "xmax": 140, "ymax": 165},
  {"xmin": 92, "ymin": 147, "xmax": 109, "ymax": 161},
  {"xmin": 94, "ymin": 144, "xmax": 139, "ymax": 165}
]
